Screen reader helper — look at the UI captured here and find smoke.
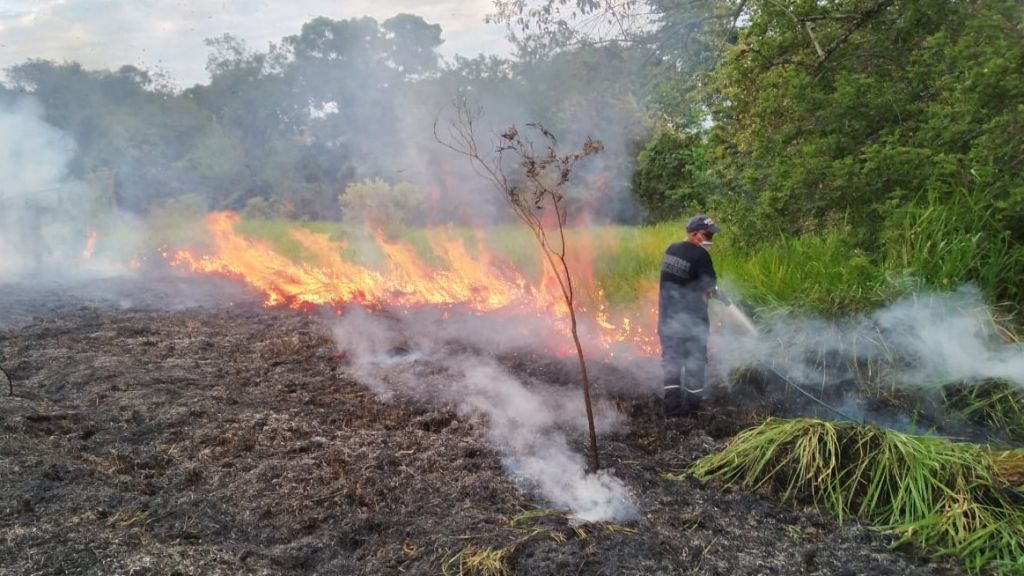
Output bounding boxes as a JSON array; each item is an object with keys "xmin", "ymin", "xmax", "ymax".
[
  {"xmin": 332, "ymin": 306, "xmax": 639, "ymax": 522},
  {"xmin": 0, "ymin": 97, "xmax": 140, "ymax": 281},
  {"xmin": 869, "ymin": 289, "xmax": 1024, "ymax": 387},
  {"xmin": 707, "ymin": 286, "xmax": 1024, "ymax": 421}
]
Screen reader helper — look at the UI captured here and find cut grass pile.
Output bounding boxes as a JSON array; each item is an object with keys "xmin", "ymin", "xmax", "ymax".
[{"xmin": 690, "ymin": 418, "xmax": 1024, "ymax": 575}]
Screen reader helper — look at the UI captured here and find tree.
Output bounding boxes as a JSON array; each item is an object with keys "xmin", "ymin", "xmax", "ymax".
[
  {"xmin": 633, "ymin": 129, "xmax": 711, "ymax": 222},
  {"xmin": 489, "ymin": 1, "xmax": 748, "ymax": 128},
  {"xmin": 6, "ymin": 60, "xmax": 208, "ymax": 212},
  {"xmin": 707, "ymin": 0, "xmax": 1024, "ymax": 245},
  {"xmin": 437, "ymin": 98, "xmax": 605, "ymax": 471}
]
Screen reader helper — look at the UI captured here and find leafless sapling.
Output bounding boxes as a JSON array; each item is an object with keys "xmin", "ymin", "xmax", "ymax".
[{"xmin": 435, "ymin": 97, "xmax": 604, "ymax": 471}]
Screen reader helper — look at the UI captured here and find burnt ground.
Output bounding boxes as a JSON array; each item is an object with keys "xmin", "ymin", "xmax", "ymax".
[{"xmin": 0, "ymin": 276, "xmax": 965, "ymax": 576}]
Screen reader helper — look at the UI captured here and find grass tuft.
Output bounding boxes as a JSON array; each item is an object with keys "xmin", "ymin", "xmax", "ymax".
[
  {"xmin": 690, "ymin": 418, "xmax": 1024, "ymax": 575},
  {"xmin": 442, "ymin": 545, "xmax": 517, "ymax": 576},
  {"xmin": 442, "ymin": 509, "xmax": 637, "ymax": 575},
  {"xmin": 944, "ymin": 381, "xmax": 1024, "ymax": 444}
]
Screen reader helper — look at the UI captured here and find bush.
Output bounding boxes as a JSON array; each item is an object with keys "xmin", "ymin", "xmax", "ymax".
[
  {"xmin": 340, "ymin": 178, "xmax": 424, "ymax": 232},
  {"xmin": 632, "ymin": 130, "xmax": 712, "ymax": 223}
]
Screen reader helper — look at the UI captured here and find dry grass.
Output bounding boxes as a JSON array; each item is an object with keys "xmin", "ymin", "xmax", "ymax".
[{"xmin": 442, "ymin": 509, "xmax": 638, "ymax": 576}]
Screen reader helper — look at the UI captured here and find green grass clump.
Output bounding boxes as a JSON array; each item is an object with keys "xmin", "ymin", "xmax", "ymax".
[
  {"xmin": 944, "ymin": 381, "xmax": 1024, "ymax": 444},
  {"xmin": 883, "ymin": 187, "xmax": 1024, "ymax": 310},
  {"xmin": 586, "ymin": 221, "xmax": 681, "ymax": 304},
  {"xmin": 690, "ymin": 418, "xmax": 1024, "ymax": 574},
  {"xmin": 714, "ymin": 230, "xmax": 892, "ymax": 315}
]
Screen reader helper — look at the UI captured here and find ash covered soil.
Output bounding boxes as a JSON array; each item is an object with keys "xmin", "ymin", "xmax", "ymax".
[{"xmin": 0, "ymin": 276, "xmax": 962, "ymax": 576}]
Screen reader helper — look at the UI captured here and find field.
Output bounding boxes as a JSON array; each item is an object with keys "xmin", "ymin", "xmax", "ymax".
[
  {"xmin": 3, "ymin": 212, "xmax": 1022, "ymax": 575},
  {"xmin": 0, "ymin": 275, "xmax": 965, "ymax": 576}
]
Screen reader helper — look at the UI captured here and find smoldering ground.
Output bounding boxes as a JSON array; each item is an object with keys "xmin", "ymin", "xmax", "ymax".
[
  {"xmin": 323, "ymin": 278, "xmax": 1024, "ymax": 525},
  {"xmin": 331, "ymin": 306, "xmax": 640, "ymax": 522},
  {"xmin": 1, "ymin": 279, "xmax": 964, "ymax": 575}
]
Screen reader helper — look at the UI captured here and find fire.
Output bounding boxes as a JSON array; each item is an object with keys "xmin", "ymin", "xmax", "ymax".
[
  {"xmin": 171, "ymin": 212, "xmax": 660, "ymax": 357},
  {"xmin": 82, "ymin": 229, "xmax": 97, "ymax": 260}
]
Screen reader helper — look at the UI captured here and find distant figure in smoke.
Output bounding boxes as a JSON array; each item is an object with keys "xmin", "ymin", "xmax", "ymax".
[{"xmin": 658, "ymin": 214, "xmax": 725, "ymax": 417}]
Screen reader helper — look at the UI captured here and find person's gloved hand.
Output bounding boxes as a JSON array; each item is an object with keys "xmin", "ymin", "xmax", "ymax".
[{"xmin": 711, "ymin": 286, "xmax": 732, "ymax": 306}]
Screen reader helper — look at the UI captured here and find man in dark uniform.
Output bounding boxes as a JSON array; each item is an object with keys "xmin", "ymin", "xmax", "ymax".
[{"xmin": 658, "ymin": 214, "xmax": 723, "ymax": 417}]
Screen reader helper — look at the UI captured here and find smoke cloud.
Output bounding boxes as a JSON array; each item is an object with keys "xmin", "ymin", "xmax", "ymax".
[
  {"xmin": 332, "ymin": 306, "xmax": 639, "ymax": 522},
  {"xmin": 0, "ymin": 97, "xmax": 140, "ymax": 281},
  {"xmin": 707, "ymin": 286, "xmax": 1024, "ymax": 424},
  {"xmin": 869, "ymin": 289, "xmax": 1024, "ymax": 387}
]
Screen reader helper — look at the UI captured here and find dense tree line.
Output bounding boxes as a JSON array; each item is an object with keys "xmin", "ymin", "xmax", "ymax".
[
  {"xmin": 492, "ymin": 0, "xmax": 1022, "ymax": 305},
  {"xmin": 2, "ymin": 2, "xmax": 1021, "ymax": 304},
  {"xmin": 0, "ymin": 13, "xmax": 647, "ymax": 223}
]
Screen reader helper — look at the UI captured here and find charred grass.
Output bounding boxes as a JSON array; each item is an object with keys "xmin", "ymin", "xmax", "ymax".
[{"xmin": 0, "ymin": 278, "xmax": 963, "ymax": 575}]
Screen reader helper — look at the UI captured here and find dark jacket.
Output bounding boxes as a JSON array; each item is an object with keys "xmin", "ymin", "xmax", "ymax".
[{"xmin": 658, "ymin": 241, "xmax": 717, "ymax": 337}]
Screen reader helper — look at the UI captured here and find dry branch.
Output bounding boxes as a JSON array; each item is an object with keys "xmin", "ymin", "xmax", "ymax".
[{"xmin": 435, "ymin": 98, "xmax": 603, "ymax": 471}]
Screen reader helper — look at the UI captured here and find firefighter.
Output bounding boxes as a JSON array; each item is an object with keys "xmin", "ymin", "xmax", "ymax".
[{"xmin": 657, "ymin": 214, "xmax": 724, "ymax": 417}]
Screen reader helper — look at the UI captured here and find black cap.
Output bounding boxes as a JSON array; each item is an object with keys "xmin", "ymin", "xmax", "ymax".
[{"xmin": 686, "ymin": 214, "xmax": 721, "ymax": 234}]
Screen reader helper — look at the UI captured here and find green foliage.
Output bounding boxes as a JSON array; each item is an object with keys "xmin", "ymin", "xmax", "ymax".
[
  {"xmin": 633, "ymin": 131, "xmax": 712, "ymax": 223},
  {"xmin": 691, "ymin": 418, "xmax": 1024, "ymax": 575},
  {"xmin": 707, "ymin": 0, "xmax": 1024, "ymax": 250},
  {"xmin": 715, "ymin": 230, "xmax": 891, "ymax": 315},
  {"xmin": 945, "ymin": 381, "xmax": 1024, "ymax": 445},
  {"xmin": 882, "ymin": 187, "xmax": 1024, "ymax": 308}
]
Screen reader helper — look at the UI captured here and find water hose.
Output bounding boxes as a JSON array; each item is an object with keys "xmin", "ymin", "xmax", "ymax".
[
  {"xmin": 718, "ymin": 299, "xmax": 861, "ymax": 424},
  {"xmin": 757, "ymin": 360, "xmax": 863, "ymax": 424}
]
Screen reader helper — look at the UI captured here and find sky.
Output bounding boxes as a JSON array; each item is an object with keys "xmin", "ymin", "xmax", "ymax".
[{"xmin": 0, "ymin": 0, "xmax": 512, "ymax": 88}]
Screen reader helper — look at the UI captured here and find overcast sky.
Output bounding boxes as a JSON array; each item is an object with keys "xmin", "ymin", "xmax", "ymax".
[{"xmin": 0, "ymin": 0, "xmax": 512, "ymax": 87}]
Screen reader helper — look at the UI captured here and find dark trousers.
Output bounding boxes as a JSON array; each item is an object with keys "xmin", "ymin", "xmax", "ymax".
[{"xmin": 660, "ymin": 331, "xmax": 708, "ymax": 406}]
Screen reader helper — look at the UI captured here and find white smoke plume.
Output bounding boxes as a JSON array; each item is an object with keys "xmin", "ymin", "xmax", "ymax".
[
  {"xmin": 709, "ymin": 286, "xmax": 1024, "ymax": 396},
  {"xmin": 869, "ymin": 289, "xmax": 1024, "ymax": 387},
  {"xmin": 0, "ymin": 97, "xmax": 140, "ymax": 280},
  {"xmin": 332, "ymin": 306, "xmax": 639, "ymax": 522}
]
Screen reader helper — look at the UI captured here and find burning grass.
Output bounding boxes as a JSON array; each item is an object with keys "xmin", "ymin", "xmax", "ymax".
[{"xmin": 690, "ymin": 418, "xmax": 1024, "ymax": 575}]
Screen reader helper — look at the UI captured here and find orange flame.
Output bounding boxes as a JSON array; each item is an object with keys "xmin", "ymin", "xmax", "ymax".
[{"xmin": 171, "ymin": 212, "xmax": 659, "ymax": 357}]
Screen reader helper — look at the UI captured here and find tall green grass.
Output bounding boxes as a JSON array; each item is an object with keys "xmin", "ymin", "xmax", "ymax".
[
  {"xmin": 691, "ymin": 418, "xmax": 1024, "ymax": 575},
  {"xmin": 883, "ymin": 188, "xmax": 1024, "ymax": 310},
  {"xmin": 714, "ymin": 230, "xmax": 892, "ymax": 315}
]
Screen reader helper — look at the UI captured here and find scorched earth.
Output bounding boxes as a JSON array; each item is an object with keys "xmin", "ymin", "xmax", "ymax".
[{"xmin": 0, "ymin": 276, "xmax": 962, "ymax": 575}]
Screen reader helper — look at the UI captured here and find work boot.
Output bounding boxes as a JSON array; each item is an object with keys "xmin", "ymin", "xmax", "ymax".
[
  {"xmin": 663, "ymin": 387, "xmax": 686, "ymax": 418},
  {"xmin": 682, "ymin": 390, "xmax": 702, "ymax": 413}
]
